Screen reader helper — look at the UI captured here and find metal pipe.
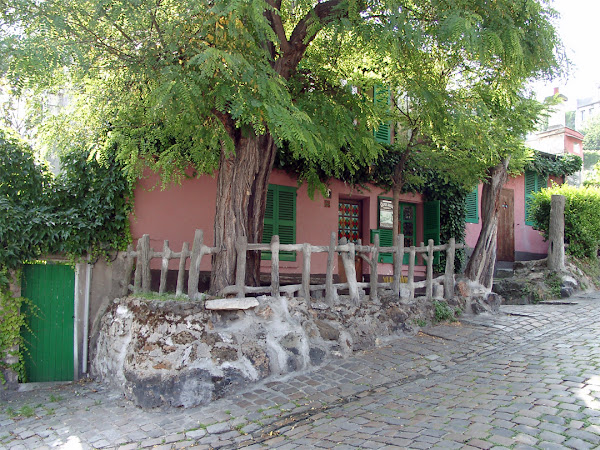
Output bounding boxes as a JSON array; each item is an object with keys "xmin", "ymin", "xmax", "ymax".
[{"xmin": 83, "ymin": 262, "xmax": 92, "ymax": 374}]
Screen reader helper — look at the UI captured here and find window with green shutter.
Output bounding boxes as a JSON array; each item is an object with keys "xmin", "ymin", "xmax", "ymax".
[
  {"xmin": 262, "ymin": 184, "xmax": 296, "ymax": 261},
  {"xmin": 524, "ymin": 171, "xmax": 546, "ymax": 226},
  {"xmin": 372, "ymin": 198, "xmax": 417, "ymax": 264},
  {"xmin": 465, "ymin": 187, "xmax": 479, "ymax": 224},
  {"xmin": 373, "ymin": 85, "xmax": 391, "ymax": 144}
]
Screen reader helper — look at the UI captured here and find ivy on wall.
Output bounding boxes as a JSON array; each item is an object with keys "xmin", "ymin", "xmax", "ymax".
[{"xmin": 524, "ymin": 152, "xmax": 582, "ymax": 178}]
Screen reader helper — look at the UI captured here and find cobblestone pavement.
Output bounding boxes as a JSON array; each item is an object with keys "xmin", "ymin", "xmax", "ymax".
[{"xmin": 2, "ymin": 293, "xmax": 600, "ymax": 449}]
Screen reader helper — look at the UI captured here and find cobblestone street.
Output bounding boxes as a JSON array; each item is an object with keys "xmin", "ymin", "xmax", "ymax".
[{"xmin": 2, "ymin": 293, "xmax": 600, "ymax": 449}]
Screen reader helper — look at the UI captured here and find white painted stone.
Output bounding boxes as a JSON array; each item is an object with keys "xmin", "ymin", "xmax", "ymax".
[{"xmin": 205, "ymin": 298, "xmax": 259, "ymax": 310}]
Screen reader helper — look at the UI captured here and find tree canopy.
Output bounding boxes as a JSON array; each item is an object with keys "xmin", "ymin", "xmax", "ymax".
[
  {"xmin": 1, "ymin": 0, "xmax": 565, "ymax": 291},
  {"xmin": 583, "ymin": 114, "xmax": 600, "ymax": 151}
]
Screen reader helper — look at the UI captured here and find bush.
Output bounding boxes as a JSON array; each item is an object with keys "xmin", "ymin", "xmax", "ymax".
[{"xmin": 530, "ymin": 184, "xmax": 600, "ymax": 258}]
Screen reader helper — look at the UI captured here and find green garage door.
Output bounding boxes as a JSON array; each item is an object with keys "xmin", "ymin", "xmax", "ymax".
[{"xmin": 21, "ymin": 263, "xmax": 75, "ymax": 382}]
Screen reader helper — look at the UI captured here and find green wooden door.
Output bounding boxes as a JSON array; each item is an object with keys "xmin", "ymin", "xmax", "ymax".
[{"xmin": 21, "ymin": 263, "xmax": 75, "ymax": 382}]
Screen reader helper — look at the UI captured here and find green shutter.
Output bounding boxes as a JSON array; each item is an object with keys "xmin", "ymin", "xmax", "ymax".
[
  {"xmin": 465, "ymin": 187, "xmax": 479, "ymax": 224},
  {"xmin": 374, "ymin": 85, "xmax": 391, "ymax": 144},
  {"xmin": 371, "ymin": 228, "xmax": 394, "ymax": 264},
  {"xmin": 262, "ymin": 184, "xmax": 296, "ymax": 261},
  {"xmin": 423, "ymin": 201, "xmax": 441, "ymax": 265},
  {"xmin": 525, "ymin": 170, "xmax": 539, "ymax": 225}
]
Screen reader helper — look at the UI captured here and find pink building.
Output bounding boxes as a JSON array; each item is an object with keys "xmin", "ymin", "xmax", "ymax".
[{"xmin": 131, "ymin": 169, "xmax": 433, "ymax": 290}]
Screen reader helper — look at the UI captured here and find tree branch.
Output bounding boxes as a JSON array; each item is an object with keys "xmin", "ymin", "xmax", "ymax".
[
  {"xmin": 275, "ymin": 0, "xmax": 349, "ymax": 79},
  {"xmin": 265, "ymin": 0, "xmax": 291, "ymax": 54}
]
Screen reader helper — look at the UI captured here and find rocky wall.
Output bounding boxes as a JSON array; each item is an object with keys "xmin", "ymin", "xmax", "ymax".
[{"xmin": 92, "ymin": 293, "xmax": 434, "ymax": 409}]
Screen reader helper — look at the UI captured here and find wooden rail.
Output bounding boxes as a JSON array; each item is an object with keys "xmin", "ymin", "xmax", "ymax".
[{"xmin": 125, "ymin": 230, "xmax": 464, "ymax": 304}]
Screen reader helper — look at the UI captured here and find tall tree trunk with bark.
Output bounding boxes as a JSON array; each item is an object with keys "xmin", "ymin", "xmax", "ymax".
[
  {"xmin": 209, "ymin": 0, "xmax": 349, "ymax": 294},
  {"xmin": 464, "ymin": 157, "xmax": 511, "ymax": 289}
]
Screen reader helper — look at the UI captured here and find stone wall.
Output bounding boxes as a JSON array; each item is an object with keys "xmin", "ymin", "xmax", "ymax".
[{"xmin": 92, "ymin": 293, "xmax": 435, "ymax": 408}]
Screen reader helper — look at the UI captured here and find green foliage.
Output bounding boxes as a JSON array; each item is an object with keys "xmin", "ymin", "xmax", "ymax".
[
  {"xmin": 419, "ymin": 172, "xmax": 470, "ymax": 273},
  {"xmin": 2, "ymin": 0, "xmax": 563, "ymax": 191},
  {"xmin": 530, "ymin": 184, "xmax": 600, "ymax": 258},
  {"xmin": 544, "ymin": 272, "xmax": 562, "ymax": 298},
  {"xmin": 566, "ymin": 111, "xmax": 576, "ymax": 130},
  {"xmin": 583, "ymin": 114, "xmax": 600, "ymax": 150},
  {"xmin": 0, "ymin": 128, "xmax": 132, "ymax": 269},
  {"xmin": 433, "ymin": 300, "xmax": 459, "ymax": 323},
  {"xmin": 0, "ymin": 128, "xmax": 53, "ymax": 271},
  {"xmin": 524, "ymin": 152, "xmax": 582, "ymax": 178},
  {"xmin": 0, "ymin": 271, "xmax": 35, "ymax": 384},
  {"xmin": 570, "ymin": 256, "xmax": 600, "ymax": 289},
  {"xmin": 0, "ymin": 129, "xmax": 131, "ymax": 381}
]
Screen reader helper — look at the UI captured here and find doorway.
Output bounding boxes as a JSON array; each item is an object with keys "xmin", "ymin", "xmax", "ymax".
[
  {"xmin": 497, "ymin": 188, "xmax": 515, "ymax": 262},
  {"xmin": 21, "ymin": 263, "xmax": 75, "ymax": 382},
  {"xmin": 338, "ymin": 200, "xmax": 363, "ymax": 282}
]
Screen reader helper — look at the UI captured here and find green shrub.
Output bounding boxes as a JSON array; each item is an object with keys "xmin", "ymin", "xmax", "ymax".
[
  {"xmin": 433, "ymin": 300, "xmax": 457, "ymax": 323},
  {"xmin": 530, "ymin": 184, "xmax": 600, "ymax": 258}
]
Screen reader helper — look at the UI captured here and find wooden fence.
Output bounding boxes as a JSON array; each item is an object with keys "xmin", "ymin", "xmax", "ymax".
[{"xmin": 125, "ymin": 229, "xmax": 464, "ymax": 304}]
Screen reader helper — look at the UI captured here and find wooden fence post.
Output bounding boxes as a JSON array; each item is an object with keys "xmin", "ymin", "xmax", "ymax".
[
  {"xmin": 370, "ymin": 233, "xmax": 379, "ymax": 302},
  {"xmin": 123, "ymin": 244, "xmax": 135, "ymax": 296},
  {"xmin": 302, "ymin": 243, "xmax": 312, "ymax": 302},
  {"xmin": 139, "ymin": 234, "xmax": 151, "ymax": 293},
  {"xmin": 270, "ymin": 235, "xmax": 280, "ymax": 298},
  {"xmin": 159, "ymin": 240, "xmax": 171, "ymax": 294},
  {"xmin": 393, "ymin": 234, "xmax": 404, "ymax": 297},
  {"xmin": 548, "ymin": 194, "xmax": 566, "ymax": 271},
  {"xmin": 188, "ymin": 230, "xmax": 204, "ymax": 299},
  {"xmin": 339, "ymin": 238, "xmax": 360, "ymax": 305},
  {"xmin": 424, "ymin": 240, "xmax": 434, "ymax": 299},
  {"xmin": 325, "ymin": 232, "xmax": 336, "ymax": 304},
  {"xmin": 235, "ymin": 236, "xmax": 248, "ymax": 298},
  {"xmin": 407, "ymin": 246, "xmax": 416, "ymax": 301},
  {"xmin": 176, "ymin": 242, "xmax": 189, "ymax": 297},
  {"xmin": 444, "ymin": 238, "xmax": 456, "ymax": 300}
]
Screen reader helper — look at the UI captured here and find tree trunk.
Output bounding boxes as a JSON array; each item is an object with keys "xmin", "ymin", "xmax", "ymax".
[
  {"xmin": 464, "ymin": 157, "xmax": 510, "ymax": 290},
  {"xmin": 246, "ymin": 135, "xmax": 278, "ymax": 287},
  {"xmin": 210, "ymin": 134, "xmax": 276, "ymax": 294}
]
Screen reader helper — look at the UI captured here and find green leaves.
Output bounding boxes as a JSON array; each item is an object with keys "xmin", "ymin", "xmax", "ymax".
[
  {"xmin": 531, "ymin": 184, "xmax": 600, "ymax": 258},
  {"xmin": 0, "ymin": 129, "xmax": 132, "ymax": 272}
]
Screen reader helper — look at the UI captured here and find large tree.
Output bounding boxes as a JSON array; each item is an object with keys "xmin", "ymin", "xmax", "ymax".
[{"xmin": 2, "ymin": 0, "xmax": 562, "ymax": 294}]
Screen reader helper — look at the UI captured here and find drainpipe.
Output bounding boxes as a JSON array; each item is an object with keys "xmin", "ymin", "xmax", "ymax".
[
  {"xmin": 83, "ymin": 262, "xmax": 92, "ymax": 374},
  {"xmin": 73, "ymin": 264, "xmax": 80, "ymax": 381}
]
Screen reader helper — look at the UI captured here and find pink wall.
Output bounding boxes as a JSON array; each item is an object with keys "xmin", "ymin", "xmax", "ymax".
[
  {"xmin": 564, "ymin": 129, "xmax": 584, "ymax": 156},
  {"xmin": 131, "ymin": 169, "xmax": 425, "ymax": 277},
  {"xmin": 465, "ymin": 173, "xmax": 562, "ymax": 258}
]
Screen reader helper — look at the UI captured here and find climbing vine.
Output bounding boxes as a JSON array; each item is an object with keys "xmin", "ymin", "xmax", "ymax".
[
  {"xmin": 0, "ymin": 128, "xmax": 132, "ymax": 382},
  {"xmin": 0, "ymin": 270, "xmax": 35, "ymax": 384},
  {"xmin": 525, "ymin": 152, "xmax": 582, "ymax": 178}
]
